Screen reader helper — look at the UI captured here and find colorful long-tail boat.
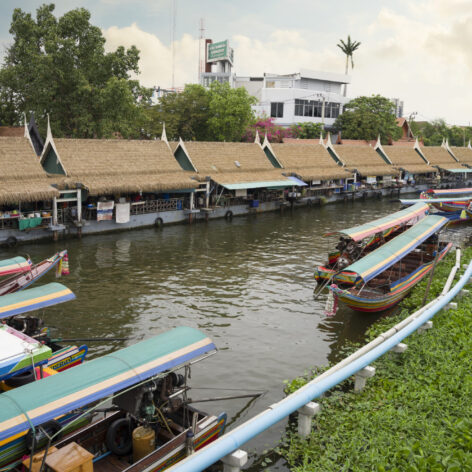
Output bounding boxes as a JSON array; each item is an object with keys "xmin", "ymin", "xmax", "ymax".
[
  {"xmin": 419, "ymin": 188, "xmax": 472, "ymax": 212},
  {"xmin": 0, "ymin": 250, "xmax": 69, "ymax": 296},
  {"xmin": 0, "ymin": 283, "xmax": 87, "ymax": 388},
  {"xmin": 0, "ymin": 327, "xmax": 226, "ymax": 471},
  {"xmin": 329, "ymin": 215, "xmax": 452, "ymax": 312},
  {"xmin": 315, "ymin": 203, "xmax": 429, "ymax": 286}
]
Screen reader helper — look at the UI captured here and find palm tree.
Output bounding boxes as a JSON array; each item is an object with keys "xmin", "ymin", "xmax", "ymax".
[{"xmin": 337, "ymin": 35, "xmax": 361, "ymax": 97}]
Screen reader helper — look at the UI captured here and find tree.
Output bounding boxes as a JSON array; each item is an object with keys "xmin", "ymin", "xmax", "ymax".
[
  {"xmin": 412, "ymin": 119, "xmax": 472, "ymax": 146},
  {"xmin": 207, "ymin": 82, "xmax": 256, "ymax": 141},
  {"xmin": 290, "ymin": 122, "xmax": 325, "ymax": 139},
  {"xmin": 333, "ymin": 95, "xmax": 402, "ymax": 143},
  {"xmin": 337, "ymin": 35, "xmax": 361, "ymax": 97},
  {"xmin": 156, "ymin": 84, "xmax": 211, "ymax": 141},
  {"xmin": 0, "ymin": 4, "xmax": 150, "ymax": 138}
]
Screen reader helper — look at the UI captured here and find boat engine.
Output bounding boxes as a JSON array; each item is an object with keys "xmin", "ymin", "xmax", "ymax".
[{"xmin": 112, "ymin": 372, "xmax": 186, "ymax": 424}]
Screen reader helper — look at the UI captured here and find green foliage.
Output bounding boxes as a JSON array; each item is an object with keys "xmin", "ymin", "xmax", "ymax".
[
  {"xmin": 155, "ymin": 84, "xmax": 211, "ymax": 141},
  {"xmin": 290, "ymin": 122, "xmax": 325, "ymax": 140},
  {"xmin": 0, "ymin": 3, "xmax": 150, "ymax": 138},
  {"xmin": 206, "ymin": 81, "xmax": 256, "ymax": 142},
  {"xmin": 337, "ymin": 35, "xmax": 361, "ymax": 70},
  {"xmin": 334, "ymin": 95, "xmax": 402, "ymax": 143},
  {"xmin": 280, "ymin": 248, "xmax": 472, "ymax": 470},
  {"xmin": 155, "ymin": 81, "xmax": 256, "ymax": 142},
  {"xmin": 412, "ymin": 119, "xmax": 472, "ymax": 147}
]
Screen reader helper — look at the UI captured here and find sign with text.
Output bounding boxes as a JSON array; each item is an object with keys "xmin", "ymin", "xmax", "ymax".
[{"xmin": 207, "ymin": 40, "xmax": 233, "ymax": 63}]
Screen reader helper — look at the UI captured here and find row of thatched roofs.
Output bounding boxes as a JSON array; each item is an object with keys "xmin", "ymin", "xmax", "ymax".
[{"xmin": 1, "ymin": 119, "xmax": 472, "ymax": 205}]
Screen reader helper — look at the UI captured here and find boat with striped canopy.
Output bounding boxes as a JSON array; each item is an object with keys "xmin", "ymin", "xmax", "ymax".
[
  {"xmin": 0, "ymin": 327, "xmax": 226, "ymax": 471},
  {"xmin": 0, "ymin": 250, "xmax": 69, "ymax": 296},
  {"xmin": 0, "ymin": 282, "xmax": 75, "ymax": 320},
  {"xmin": 0, "ymin": 282, "xmax": 87, "ymax": 392},
  {"xmin": 315, "ymin": 203, "xmax": 429, "ymax": 285},
  {"xmin": 0, "ymin": 257, "xmax": 31, "ymax": 278},
  {"xmin": 329, "ymin": 215, "xmax": 452, "ymax": 312},
  {"xmin": 419, "ymin": 188, "xmax": 472, "ymax": 212}
]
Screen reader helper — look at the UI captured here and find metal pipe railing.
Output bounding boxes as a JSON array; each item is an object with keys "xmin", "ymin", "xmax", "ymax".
[{"xmin": 166, "ymin": 253, "xmax": 472, "ymax": 472}]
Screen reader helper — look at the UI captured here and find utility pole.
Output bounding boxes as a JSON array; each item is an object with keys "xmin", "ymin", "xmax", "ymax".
[
  {"xmin": 171, "ymin": 0, "xmax": 176, "ymax": 90},
  {"xmin": 198, "ymin": 18, "xmax": 205, "ymax": 84}
]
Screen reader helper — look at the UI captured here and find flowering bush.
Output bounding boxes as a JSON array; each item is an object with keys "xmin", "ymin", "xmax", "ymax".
[{"xmin": 242, "ymin": 117, "xmax": 293, "ymax": 143}]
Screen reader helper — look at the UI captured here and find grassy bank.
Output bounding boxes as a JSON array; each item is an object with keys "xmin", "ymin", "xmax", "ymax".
[{"xmin": 280, "ymin": 248, "xmax": 472, "ymax": 471}]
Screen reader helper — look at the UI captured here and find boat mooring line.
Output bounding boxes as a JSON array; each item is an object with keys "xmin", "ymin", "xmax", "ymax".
[{"xmin": 166, "ymin": 249, "xmax": 472, "ymax": 472}]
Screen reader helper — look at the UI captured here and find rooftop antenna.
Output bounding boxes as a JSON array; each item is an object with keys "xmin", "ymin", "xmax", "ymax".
[
  {"xmin": 198, "ymin": 18, "xmax": 205, "ymax": 84},
  {"xmin": 171, "ymin": 0, "xmax": 176, "ymax": 90}
]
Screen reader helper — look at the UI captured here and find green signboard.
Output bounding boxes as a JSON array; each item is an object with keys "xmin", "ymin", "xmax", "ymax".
[{"xmin": 207, "ymin": 40, "xmax": 229, "ymax": 62}]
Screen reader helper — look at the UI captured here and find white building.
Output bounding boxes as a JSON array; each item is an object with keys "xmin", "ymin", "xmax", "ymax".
[{"xmin": 233, "ymin": 69, "xmax": 351, "ymax": 129}]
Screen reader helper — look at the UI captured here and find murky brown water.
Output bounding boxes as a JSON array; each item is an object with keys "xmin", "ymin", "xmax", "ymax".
[{"xmin": 2, "ymin": 198, "xmax": 465, "ymax": 467}]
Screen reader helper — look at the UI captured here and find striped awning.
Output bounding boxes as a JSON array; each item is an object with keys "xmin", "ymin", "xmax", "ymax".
[
  {"xmin": 338, "ymin": 215, "xmax": 448, "ymax": 284},
  {"xmin": 0, "ymin": 256, "xmax": 31, "ymax": 277},
  {"xmin": 0, "ymin": 282, "xmax": 75, "ymax": 319},
  {"xmin": 324, "ymin": 203, "xmax": 429, "ymax": 242},
  {"xmin": 0, "ymin": 327, "xmax": 216, "ymax": 443}
]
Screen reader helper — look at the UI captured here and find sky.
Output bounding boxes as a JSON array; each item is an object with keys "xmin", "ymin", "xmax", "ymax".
[{"xmin": 0, "ymin": 0, "xmax": 471, "ymax": 125}]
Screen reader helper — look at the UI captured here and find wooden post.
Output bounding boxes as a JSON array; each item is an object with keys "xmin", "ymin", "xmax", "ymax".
[
  {"xmin": 77, "ymin": 188, "xmax": 82, "ymax": 239},
  {"xmin": 52, "ymin": 196, "xmax": 58, "ymax": 241}
]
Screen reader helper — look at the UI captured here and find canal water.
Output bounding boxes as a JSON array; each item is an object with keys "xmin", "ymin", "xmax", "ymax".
[{"xmin": 1, "ymin": 198, "xmax": 467, "ymax": 467}]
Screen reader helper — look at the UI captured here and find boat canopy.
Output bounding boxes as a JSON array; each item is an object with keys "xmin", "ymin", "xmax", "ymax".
[
  {"xmin": 425, "ymin": 187, "xmax": 472, "ymax": 195},
  {"xmin": 0, "ymin": 256, "xmax": 31, "ymax": 277},
  {"xmin": 0, "ymin": 327, "xmax": 216, "ymax": 443},
  {"xmin": 0, "ymin": 282, "xmax": 75, "ymax": 320},
  {"xmin": 338, "ymin": 215, "xmax": 448, "ymax": 284},
  {"xmin": 324, "ymin": 202, "xmax": 429, "ymax": 242},
  {"xmin": 401, "ymin": 197, "xmax": 472, "ymax": 205}
]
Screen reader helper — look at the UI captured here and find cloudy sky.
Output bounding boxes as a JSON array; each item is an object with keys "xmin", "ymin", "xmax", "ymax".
[{"xmin": 1, "ymin": 0, "xmax": 471, "ymax": 125}]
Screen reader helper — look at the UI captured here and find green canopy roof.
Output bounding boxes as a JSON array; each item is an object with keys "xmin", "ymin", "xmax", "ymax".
[
  {"xmin": 221, "ymin": 180, "xmax": 295, "ymax": 190},
  {"xmin": 325, "ymin": 202, "xmax": 429, "ymax": 241},
  {"xmin": 337, "ymin": 215, "xmax": 448, "ymax": 284},
  {"xmin": 0, "ymin": 327, "xmax": 215, "ymax": 442},
  {"xmin": 0, "ymin": 282, "xmax": 75, "ymax": 320}
]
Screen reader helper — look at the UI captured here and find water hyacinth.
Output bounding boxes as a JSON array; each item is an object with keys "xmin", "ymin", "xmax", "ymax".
[{"xmin": 280, "ymin": 247, "xmax": 472, "ymax": 471}]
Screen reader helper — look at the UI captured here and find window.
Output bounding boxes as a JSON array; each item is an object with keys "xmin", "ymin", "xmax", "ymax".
[
  {"xmin": 293, "ymin": 99, "xmax": 341, "ymax": 119},
  {"xmin": 270, "ymin": 102, "xmax": 284, "ymax": 118}
]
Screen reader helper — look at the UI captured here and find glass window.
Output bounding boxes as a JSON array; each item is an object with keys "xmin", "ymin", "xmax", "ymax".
[
  {"xmin": 271, "ymin": 102, "xmax": 284, "ymax": 118},
  {"xmin": 294, "ymin": 99, "xmax": 303, "ymax": 116}
]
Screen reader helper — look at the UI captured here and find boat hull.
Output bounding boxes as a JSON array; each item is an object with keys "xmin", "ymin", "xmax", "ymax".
[
  {"xmin": 330, "ymin": 242, "xmax": 453, "ymax": 312},
  {"xmin": 0, "ymin": 251, "xmax": 68, "ymax": 296}
]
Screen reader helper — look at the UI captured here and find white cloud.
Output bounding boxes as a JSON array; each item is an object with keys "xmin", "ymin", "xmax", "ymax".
[
  {"xmin": 103, "ymin": 23, "xmax": 199, "ymax": 88},
  {"xmin": 103, "ymin": 4, "xmax": 472, "ymax": 124}
]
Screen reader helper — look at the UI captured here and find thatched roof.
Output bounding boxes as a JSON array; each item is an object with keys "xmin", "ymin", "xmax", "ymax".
[
  {"xmin": 46, "ymin": 139, "xmax": 197, "ymax": 195},
  {"xmin": 0, "ymin": 137, "xmax": 59, "ymax": 204},
  {"xmin": 180, "ymin": 142, "xmax": 287, "ymax": 183},
  {"xmin": 268, "ymin": 143, "xmax": 352, "ymax": 180},
  {"xmin": 380, "ymin": 147, "xmax": 436, "ymax": 174},
  {"xmin": 419, "ymin": 146, "xmax": 459, "ymax": 168},
  {"xmin": 332, "ymin": 144, "xmax": 400, "ymax": 177},
  {"xmin": 449, "ymin": 146, "xmax": 472, "ymax": 165}
]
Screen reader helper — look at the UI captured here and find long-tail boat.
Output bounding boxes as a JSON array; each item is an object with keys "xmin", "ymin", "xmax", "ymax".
[
  {"xmin": 0, "ymin": 283, "xmax": 87, "ymax": 388},
  {"xmin": 329, "ymin": 215, "xmax": 452, "ymax": 312},
  {"xmin": 0, "ymin": 250, "xmax": 69, "ymax": 296},
  {"xmin": 0, "ymin": 327, "xmax": 226, "ymax": 471},
  {"xmin": 419, "ymin": 188, "xmax": 472, "ymax": 212},
  {"xmin": 315, "ymin": 203, "xmax": 429, "ymax": 286}
]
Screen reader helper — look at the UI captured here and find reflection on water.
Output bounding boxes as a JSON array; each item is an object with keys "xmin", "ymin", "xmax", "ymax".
[{"xmin": 1, "ymin": 198, "xmax": 467, "ymax": 458}]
